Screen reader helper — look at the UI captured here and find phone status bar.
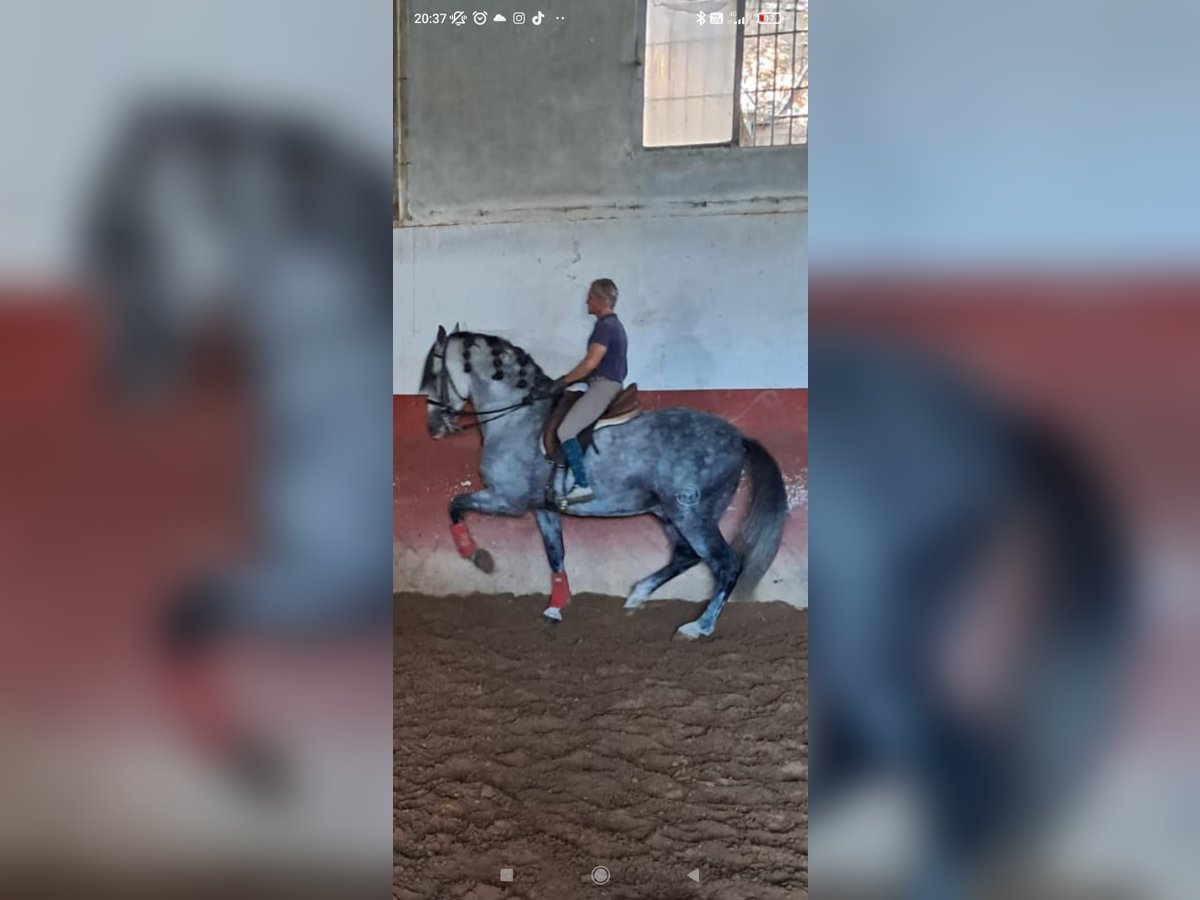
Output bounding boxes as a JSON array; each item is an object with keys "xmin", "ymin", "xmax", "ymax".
[
  {"xmin": 410, "ymin": 11, "xmax": 566, "ymax": 27},
  {"xmin": 696, "ymin": 12, "xmax": 782, "ymax": 26}
]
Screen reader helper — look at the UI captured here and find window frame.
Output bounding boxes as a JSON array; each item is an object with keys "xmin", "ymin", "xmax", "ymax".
[{"xmin": 636, "ymin": 0, "xmax": 805, "ymax": 153}]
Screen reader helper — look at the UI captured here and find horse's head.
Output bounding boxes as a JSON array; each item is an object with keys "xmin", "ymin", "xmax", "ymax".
[
  {"xmin": 421, "ymin": 324, "xmax": 470, "ymax": 439},
  {"xmin": 83, "ymin": 102, "xmax": 257, "ymax": 402}
]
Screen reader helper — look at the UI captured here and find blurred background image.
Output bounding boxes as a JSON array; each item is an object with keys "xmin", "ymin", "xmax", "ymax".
[
  {"xmin": 809, "ymin": 2, "xmax": 1200, "ymax": 898},
  {"xmin": 0, "ymin": 3, "xmax": 393, "ymax": 898}
]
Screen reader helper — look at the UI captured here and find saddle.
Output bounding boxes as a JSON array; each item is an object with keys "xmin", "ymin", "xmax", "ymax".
[{"xmin": 542, "ymin": 383, "xmax": 643, "ymax": 460}]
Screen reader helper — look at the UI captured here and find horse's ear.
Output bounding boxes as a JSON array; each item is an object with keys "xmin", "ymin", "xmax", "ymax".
[
  {"xmin": 436, "ymin": 325, "xmax": 447, "ymax": 344},
  {"xmin": 452, "ymin": 322, "xmax": 461, "ymax": 334}
]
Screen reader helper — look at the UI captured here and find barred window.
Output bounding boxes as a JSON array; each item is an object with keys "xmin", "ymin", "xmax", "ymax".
[{"xmin": 643, "ymin": 0, "xmax": 808, "ymax": 149}]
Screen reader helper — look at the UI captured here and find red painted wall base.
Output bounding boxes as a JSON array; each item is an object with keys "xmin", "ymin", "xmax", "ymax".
[{"xmin": 393, "ymin": 390, "xmax": 809, "ymax": 604}]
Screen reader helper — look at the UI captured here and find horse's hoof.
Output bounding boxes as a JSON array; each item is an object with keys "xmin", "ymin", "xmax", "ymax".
[
  {"xmin": 471, "ymin": 549, "xmax": 494, "ymax": 573},
  {"xmin": 674, "ymin": 621, "xmax": 708, "ymax": 641},
  {"xmin": 623, "ymin": 587, "xmax": 651, "ymax": 612},
  {"xmin": 228, "ymin": 734, "xmax": 290, "ymax": 803},
  {"xmin": 542, "ymin": 606, "xmax": 563, "ymax": 623}
]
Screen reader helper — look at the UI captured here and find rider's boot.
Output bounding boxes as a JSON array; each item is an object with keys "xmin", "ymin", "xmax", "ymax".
[{"xmin": 561, "ymin": 438, "xmax": 595, "ymax": 505}]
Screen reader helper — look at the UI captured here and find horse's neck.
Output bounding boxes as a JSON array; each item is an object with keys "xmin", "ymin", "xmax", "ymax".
[{"xmin": 471, "ymin": 379, "xmax": 544, "ymax": 448}]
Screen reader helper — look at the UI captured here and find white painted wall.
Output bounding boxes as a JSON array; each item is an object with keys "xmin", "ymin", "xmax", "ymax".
[
  {"xmin": 393, "ymin": 209, "xmax": 808, "ymax": 393},
  {"xmin": 0, "ymin": 0, "xmax": 391, "ymax": 281}
]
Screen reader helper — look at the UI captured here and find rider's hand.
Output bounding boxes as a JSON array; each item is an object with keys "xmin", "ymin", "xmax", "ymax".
[{"xmin": 549, "ymin": 377, "xmax": 569, "ymax": 395}]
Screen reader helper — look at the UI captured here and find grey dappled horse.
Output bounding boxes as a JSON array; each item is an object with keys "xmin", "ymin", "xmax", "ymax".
[
  {"xmin": 83, "ymin": 100, "xmax": 388, "ymax": 792},
  {"xmin": 85, "ymin": 100, "xmax": 391, "ymax": 645},
  {"xmin": 811, "ymin": 336, "xmax": 1129, "ymax": 899},
  {"xmin": 420, "ymin": 325, "xmax": 789, "ymax": 639}
]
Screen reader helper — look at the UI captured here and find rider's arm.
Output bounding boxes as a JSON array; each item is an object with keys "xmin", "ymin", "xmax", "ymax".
[{"xmin": 562, "ymin": 342, "xmax": 608, "ymax": 385}]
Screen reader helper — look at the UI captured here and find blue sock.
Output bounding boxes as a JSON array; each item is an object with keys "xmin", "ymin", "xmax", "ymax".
[{"xmin": 562, "ymin": 438, "xmax": 589, "ymax": 488}]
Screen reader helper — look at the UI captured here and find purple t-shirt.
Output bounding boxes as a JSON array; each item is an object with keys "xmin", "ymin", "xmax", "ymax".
[{"xmin": 588, "ymin": 313, "xmax": 627, "ymax": 383}]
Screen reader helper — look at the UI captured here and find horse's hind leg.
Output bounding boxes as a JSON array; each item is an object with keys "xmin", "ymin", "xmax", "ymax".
[
  {"xmin": 624, "ymin": 519, "xmax": 701, "ymax": 611},
  {"xmin": 534, "ymin": 508, "xmax": 572, "ymax": 622},
  {"xmin": 672, "ymin": 518, "xmax": 742, "ymax": 640}
]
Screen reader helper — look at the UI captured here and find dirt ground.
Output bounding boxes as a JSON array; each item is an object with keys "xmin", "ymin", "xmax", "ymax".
[{"xmin": 394, "ymin": 592, "xmax": 808, "ymax": 899}]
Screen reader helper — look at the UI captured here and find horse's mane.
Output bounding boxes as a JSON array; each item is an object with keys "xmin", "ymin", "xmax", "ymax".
[
  {"xmin": 453, "ymin": 331, "xmax": 530, "ymax": 359},
  {"xmin": 422, "ymin": 331, "xmax": 551, "ymax": 392}
]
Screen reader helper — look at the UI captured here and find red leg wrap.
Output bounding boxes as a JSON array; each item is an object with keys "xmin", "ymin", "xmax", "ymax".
[
  {"xmin": 549, "ymin": 571, "xmax": 571, "ymax": 609},
  {"xmin": 166, "ymin": 658, "xmax": 235, "ymax": 756},
  {"xmin": 450, "ymin": 522, "xmax": 477, "ymax": 559}
]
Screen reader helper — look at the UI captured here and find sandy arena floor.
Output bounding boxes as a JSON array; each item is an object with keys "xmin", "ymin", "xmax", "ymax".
[{"xmin": 394, "ymin": 592, "xmax": 808, "ymax": 899}]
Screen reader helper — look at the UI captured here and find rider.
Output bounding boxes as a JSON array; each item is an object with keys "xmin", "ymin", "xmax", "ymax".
[{"xmin": 550, "ymin": 278, "xmax": 628, "ymax": 505}]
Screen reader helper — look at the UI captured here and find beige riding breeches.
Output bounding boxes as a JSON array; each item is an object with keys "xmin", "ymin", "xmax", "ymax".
[{"xmin": 556, "ymin": 377, "xmax": 623, "ymax": 442}]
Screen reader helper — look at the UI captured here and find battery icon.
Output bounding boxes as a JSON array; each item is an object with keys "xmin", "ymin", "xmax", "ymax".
[{"xmin": 759, "ymin": 12, "xmax": 782, "ymax": 24}]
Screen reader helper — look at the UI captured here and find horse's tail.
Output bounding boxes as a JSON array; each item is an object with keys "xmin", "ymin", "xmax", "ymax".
[
  {"xmin": 1013, "ymin": 422, "xmax": 1130, "ymax": 800},
  {"xmin": 732, "ymin": 438, "xmax": 789, "ymax": 598},
  {"xmin": 1019, "ymin": 423, "xmax": 1127, "ymax": 628}
]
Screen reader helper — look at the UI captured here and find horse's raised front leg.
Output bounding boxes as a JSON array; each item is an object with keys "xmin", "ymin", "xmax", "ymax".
[
  {"xmin": 533, "ymin": 508, "xmax": 571, "ymax": 622},
  {"xmin": 448, "ymin": 489, "xmax": 524, "ymax": 574},
  {"xmin": 624, "ymin": 519, "xmax": 702, "ymax": 613}
]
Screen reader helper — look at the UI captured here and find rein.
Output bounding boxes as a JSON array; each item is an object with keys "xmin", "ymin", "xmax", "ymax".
[{"xmin": 428, "ymin": 350, "xmax": 546, "ymax": 429}]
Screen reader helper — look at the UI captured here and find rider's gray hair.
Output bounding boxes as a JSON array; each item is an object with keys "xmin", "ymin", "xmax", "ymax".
[{"xmin": 589, "ymin": 278, "xmax": 618, "ymax": 309}]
